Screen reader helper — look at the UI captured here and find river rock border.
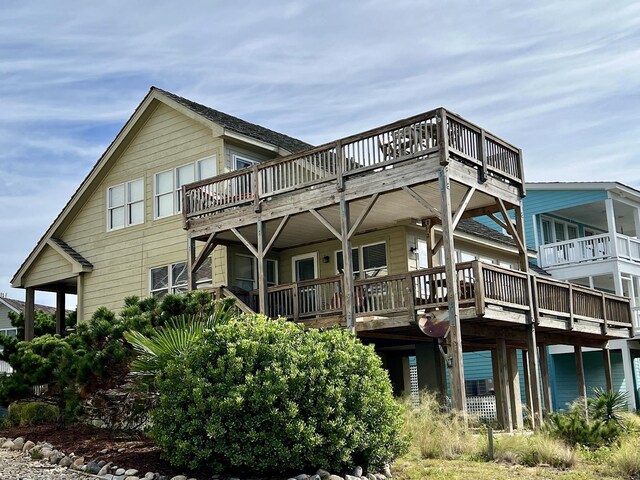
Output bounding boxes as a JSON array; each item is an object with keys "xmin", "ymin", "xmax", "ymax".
[{"xmin": 0, "ymin": 435, "xmax": 393, "ymax": 480}]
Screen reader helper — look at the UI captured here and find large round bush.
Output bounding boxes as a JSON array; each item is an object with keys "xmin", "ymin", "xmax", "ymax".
[{"xmin": 151, "ymin": 315, "xmax": 407, "ymax": 474}]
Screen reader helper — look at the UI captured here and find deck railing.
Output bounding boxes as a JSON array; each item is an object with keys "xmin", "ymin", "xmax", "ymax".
[
  {"xmin": 539, "ymin": 233, "xmax": 640, "ymax": 268},
  {"xmin": 247, "ymin": 261, "xmax": 632, "ymax": 333},
  {"xmin": 183, "ymin": 109, "xmax": 523, "ymax": 222}
]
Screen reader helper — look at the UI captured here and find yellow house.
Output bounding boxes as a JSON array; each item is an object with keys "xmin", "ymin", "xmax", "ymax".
[{"xmin": 12, "ymin": 88, "xmax": 634, "ymax": 430}]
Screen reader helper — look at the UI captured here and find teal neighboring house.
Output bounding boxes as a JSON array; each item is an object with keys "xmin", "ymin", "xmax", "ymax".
[{"xmin": 476, "ymin": 181, "xmax": 640, "ymax": 411}]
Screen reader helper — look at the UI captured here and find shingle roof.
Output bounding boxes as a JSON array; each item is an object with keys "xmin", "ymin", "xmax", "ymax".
[
  {"xmin": 529, "ymin": 263, "xmax": 552, "ymax": 276},
  {"xmin": 457, "ymin": 218, "xmax": 516, "ymax": 247},
  {"xmin": 154, "ymin": 87, "xmax": 313, "ymax": 154},
  {"xmin": 1, "ymin": 297, "xmax": 71, "ymax": 316},
  {"xmin": 49, "ymin": 238, "xmax": 93, "ymax": 268}
]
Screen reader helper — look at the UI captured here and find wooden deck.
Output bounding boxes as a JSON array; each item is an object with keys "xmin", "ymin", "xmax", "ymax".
[
  {"xmin": 241, "ymin": 261, "xmax": 633, "ymax": 343},
  {"xmin": 183, "ymin": 108, "xmax": 525, "ymax": 235}
]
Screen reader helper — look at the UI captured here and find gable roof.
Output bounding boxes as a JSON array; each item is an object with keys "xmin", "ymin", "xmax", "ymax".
[
  {"xmin": 156, "ymin": 88, "xmax": 312, "ymax": 153},
  {"xmin": 527, "ymin": 181, "xmax": 640, "ymax": 199},
  {"xmin": 12, "ymin": 87, "xmax": 312, "ymax": 287},
  {"xmin": 0, "ymin": 297, "xmax": 70, "ymax": 316}
]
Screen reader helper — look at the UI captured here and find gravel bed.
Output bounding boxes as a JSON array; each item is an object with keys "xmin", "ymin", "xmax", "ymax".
[{"xmin": 0, "ymin": 448, "xmax": 90, "ymax": 479}]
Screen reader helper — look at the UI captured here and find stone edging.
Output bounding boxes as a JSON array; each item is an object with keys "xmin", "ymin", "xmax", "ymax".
[{"xmin": 0, "ymin": 435, "xmax": 393, "ymax": 480}]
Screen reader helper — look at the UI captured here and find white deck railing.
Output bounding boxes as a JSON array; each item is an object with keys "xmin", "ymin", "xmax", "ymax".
[
  {"xmin": 539, "ymin": 233, "xmax": 640, "ymax": 268},
  {"xmin": 633, "ymin": 307, "xmax": 640, "ymax": 332}
]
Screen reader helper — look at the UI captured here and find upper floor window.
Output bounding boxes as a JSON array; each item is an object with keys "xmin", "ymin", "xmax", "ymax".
[
  {"xmin": 155, "ymin": 156, "xmax": 216, "ymax": 218},
  {"xmin": 337, "ymin": 242, "xmax": 387, "ymax": 279},
  {"xmin": 107, "ymin": 178, "xmax": 144, "ymax": 231},
  {"xmin": 149, "ymin": 257, "xmax": 212, "ymax": 298},
  {"xmin": 233, "ymin": 154, "xmax": 257, "ymax": 170},
  {"xmin": 541, "ymin": 217, "xmax": 579, "ymax": 245}
]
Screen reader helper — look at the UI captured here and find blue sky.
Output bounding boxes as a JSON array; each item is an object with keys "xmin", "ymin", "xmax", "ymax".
[{"xmin": 1, "ymin": 0, "xmax": 639, "ymax": 305}]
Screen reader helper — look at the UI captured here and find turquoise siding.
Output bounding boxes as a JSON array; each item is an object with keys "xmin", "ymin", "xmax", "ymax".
[
  {"xmin": 549, "ymin": 350, "xmax": 626, "ymax": 411},
  {"xmin": 633, "ymin": 355, "xmax": 640, "ymax": 408},
  {"xmin": 462, "ymin": 351, "xmax": 527, "ymax": 402}
]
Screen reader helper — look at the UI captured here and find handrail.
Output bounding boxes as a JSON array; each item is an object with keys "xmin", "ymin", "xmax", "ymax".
[
  {"xmin": 183, "ymin": 108, "xmax": 524, "ymax": 221},
  {"xmin": 220, "ymin": 287, "xmax": 255, "ymax": 315}
]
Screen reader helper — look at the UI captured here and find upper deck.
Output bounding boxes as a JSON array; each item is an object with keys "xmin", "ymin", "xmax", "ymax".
[{"xmin": 183, "ymin": 108, "xmax": 525, "ymax": 237}]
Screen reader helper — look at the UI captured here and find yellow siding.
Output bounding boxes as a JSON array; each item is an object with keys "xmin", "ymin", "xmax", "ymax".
[
  {"xmin": 277, "ymin": 226, "xmax": 408, "ymax": 284},
  {"xmin": 53, "ymin": 103, "xmax": 224, "ymax": 319},
  {"xmin": 23, "ymin": 245, "xmax": 74, "ymax": 288}
]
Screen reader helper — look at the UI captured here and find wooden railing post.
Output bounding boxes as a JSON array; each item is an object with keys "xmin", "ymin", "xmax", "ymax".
[
  {"xmin": 336, "ymin": 140, "xmax": 344, "ymax": 192},
  {"xmin": 292, "ymin": 283, "xmax": 300, "ymax": 322},
  {"xmin": 253, "ymin": 164, "xmax": 261, "ymax": 212},
  {"xmin": 473, "ymin": 261, "xmax": 485, "ymax": 317},
  {"xmin": 438, "ymin": 108, "xmax": 449, "ymax": 166},
  {"xmin": 568, "ymin": 284, "xmax": 574, "ymax": 330},
  {"xmin": 403, "ymin": 272, "xmax": 415, "ymax": 321},
  {"xmin": 601, "ymin": 292, "xmax": 609, "ymax": 336},
  {"xmin": 478, "ymin": 129, "xmax": 488, "ymax": 183}
]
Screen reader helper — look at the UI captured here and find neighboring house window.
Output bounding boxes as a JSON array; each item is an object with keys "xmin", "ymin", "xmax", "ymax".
[
  {"xmin": 234, "ymin": 254, "xmax": 278, "ymax": 291},
  {"xmin": 0, "ymin": 328, "xmax": 17, "ymax": 339},
  {"xmin": 337, "ymin": 242, "xmax": 387, "ymax": 279},
  {"xmin": 150, "ymin": 258, "xmax": 213, "ymax": 297},
  {"xmin": 540, "ymin": 216, "xmax": 579, "ymax": 244},
  {"xmin": 107, "ymin": 179, "xmax": 144, "ymax": 230},
  {"xmin": 233, "ymin": 154, "xmax": 257, "ymax": 170},
  {"xmin": 154, "ymin": 156, "xmax": 216, "ymax": 218}
]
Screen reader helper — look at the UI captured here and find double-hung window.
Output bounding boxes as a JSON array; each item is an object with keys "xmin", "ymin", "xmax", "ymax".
[
  {"xmin": 336, "ymin": 242, "xmax": 387, "ymax": 279},
  {"xmin": 107, "ymin": 179, "xmax": 144, "ymax": 230},
  {"xmin": 155, "ymin": 156, "xmax": 216, "ymax": 218},
  {"xmin": 149, "ymin": 258, "xmax": 213, "ymax": 297}
]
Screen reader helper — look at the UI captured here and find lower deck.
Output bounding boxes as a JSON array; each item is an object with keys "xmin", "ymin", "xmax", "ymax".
[{"xmin": 235, "ymin": 261, "xmax": 633, "ymax": 347}]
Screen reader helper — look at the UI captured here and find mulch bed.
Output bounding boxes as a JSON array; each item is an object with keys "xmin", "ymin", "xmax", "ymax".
[{"xmin": 0, "ymin": 424, "xmax": 186, "ymax": 478}]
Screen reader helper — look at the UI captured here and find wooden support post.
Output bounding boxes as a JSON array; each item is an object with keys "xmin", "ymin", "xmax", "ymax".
[
  {"xmin": 603, "ymin": 347, "xmax": 613, "ymax": 391},
  {"xmin": 508, "ymin": 349, "xmax": 524, "ymax": 430},
  {"xmin": 256, "ymin": 220, "xmax": 267, "ymax": 315},
  {"xmin": 424, "ymin": 219, "xmax": 435, "ymax": 268},
  {"xmin": 56, "ymin": 289, "xmax": 65, "ymax": 336},
  {"xmin": 339, "ymin": 195, "xmax": 356, "ymax": 333},
  {"xmin": 574, "ymin": 344, "xmax": 587, "ymax": 408},
  {"xmin": 526, "ymin": 325, "xmax": 543, "ymax": 426},
  {"xmin": 187, "ymin": 237, "xmax": 197, "ymax": 290},
  {"xmin": 76, "ymin": 274, "xmax": 85, "ymax": 323},
  {"xmin": 522, "ymin": 349, "xmax": 534, "ymax": 425},
  {"xmin": 538, "ymin": 343, "xmax": 553, "ymax": 414},
  {"xmin": 439, "ymin": 167, "xmax": 466, "ymax": 413},
  {"xmin": 24, "ymin": 287, "xmax": 35, "ymax": 341},
  {"xmin": 496, "ymin": 338, "xmax": 513, "ymax": 432}
]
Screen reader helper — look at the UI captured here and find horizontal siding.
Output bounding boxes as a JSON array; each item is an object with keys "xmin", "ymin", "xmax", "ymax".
[
  {"xmin": 550, "ymin": 350, "xmax": 625, "ymax": 411},
  {"xmin": 23, "ymin": 103, "xmax": 228, "ymax": 319},
  {"xmin": 0, "ymin": 304, "xmax": 14, "ymax": 330}
]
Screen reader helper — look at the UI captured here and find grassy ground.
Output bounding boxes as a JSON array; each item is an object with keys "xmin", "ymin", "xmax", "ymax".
[{"xmin": 393, "ymin": 452, "xmax": 621, "ymax": 480}]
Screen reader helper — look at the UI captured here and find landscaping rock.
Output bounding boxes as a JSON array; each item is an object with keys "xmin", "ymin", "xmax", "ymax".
[
  {"xmin": 116, "ymin": 468, "xmax": 127, "ymax": 476},
  {"xmin": 11, "ymin": 437, "xmax": 24, "ymax": 450},
  {"xmin": 2, "ymin": 440, "xmax": 14, "ymax": 449},
  {"xmin": 125, "ymin": 468, "xmax": 140, "ymax": 476},
  {"xmin": 125, "ymin": 476, "xmax": 140, "ymax": 480},
  {"xmin": 98, "ymin": 459, "xmax": 107, "ymax": 467},
  {"xmin": 86, "ymin": 460, "xmax": 103, "ymax": 474},
  {"xmin": 374, "ymin": 474, "xmax": 386, "ymax": 480},
  {"xmin": 367, "ymin": 474, "xmax": 377, "ymax": 480},
  {"xmin": 295, "ymin": 475, "xmax": 310, "ymax": 480},
  {"xmin": 352, "ymin": 466, "xmax": 363, "ymax": 477},
  {"xmin": 144, "ymin": 472, "xmax": 155, "ymax": 479},
  {"xmin": 310, "ymin": 475, "xmax": 321, "ymax": 480},
  {"xmin": 40, "ymin": 447, "xmax": 54, "ymax": 459},
  {"xmin": 59, "ymin": 456, "xmax": 73, "ymax": 467},
  {"xmin": 98, "ymin": 463, "xmax": 113, "ymax": 476},
  {"xmin": 344, "ymin": 475, "xmax": 359, "ymax": 480},
  {"xmin": 22, "ymin": 440, "xmax": 35, "ymax": 452},
  {"xmin": 329, "ymin": 475, "xmax": 345, "ymax": 480},
  {"xmin": 316, "ymin": 469, "xmax": 331, "ymax": 479},
  {"xmin": 383, "ymin": 464, "xmax": 392, "ymax": 478},
  {"xmin": 50, "ymin": 450, "xmax": 65, "ymax": 464},
  {"xmin": 100, "ymin": 475, "xmax": 115, "ymax": 480},
  {"xmin": 169, "ymin": 476, "xmax": 187, "ymax": 480},
  {"xmin": 71, "ymin": 456, "xmax": 85, "ymax": 469}
]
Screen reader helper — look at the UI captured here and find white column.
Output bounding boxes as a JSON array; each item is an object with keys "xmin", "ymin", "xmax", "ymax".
[
  {"xmin": 606, "ymin": 198, "xmax": 618, "ymax": 258},
  {"xmin": 621, "ymin": 342, "xmax": 638, "ymax": 411},
  {"xmin": 633, "ymin": 206, "xmax": 640, "ymax": 238}
]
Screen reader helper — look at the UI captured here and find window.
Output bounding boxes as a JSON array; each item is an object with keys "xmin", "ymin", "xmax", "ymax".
[
  {"xmin": 234, "ymin": 254, "xmax": 278, "ymax": 291},
  {"xmin": 0, "ymin": 328, "xmax": 17, "ymax": 339},
  {"xmin": 154, "ymin": 156, "xmax": 216, "ymax": 218},
  {"xmin": 540, "ymin": 216, "xmax": 579, "ymax": 244},
  {"xmin": 107, "ymin": 178, "xmax": 144, "ymax": 230},
  {"xmin": 150, "ymin": 258, "xmax": 212, "ymax": 297},
  {"xmin": 337, "ymin": 242, "xmax": 387, "ymax": 279},
  {"xmin": 233, "ymin": 154, "xmax": 257, "ymax": 170}
]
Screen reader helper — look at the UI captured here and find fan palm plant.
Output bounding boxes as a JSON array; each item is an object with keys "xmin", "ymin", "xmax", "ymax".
[{"xmin": 124, "ymin": 297, "xmax": 236, "ymax": 385}]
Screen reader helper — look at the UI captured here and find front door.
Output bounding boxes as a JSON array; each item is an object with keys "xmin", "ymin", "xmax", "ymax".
[{"xmin": 293, "ymin": 254, "xmax": 318, "ymax": 314}]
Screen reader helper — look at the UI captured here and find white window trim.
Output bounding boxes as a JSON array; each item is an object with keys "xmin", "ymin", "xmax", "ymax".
[
  {"xmin": 106, "ymin": 178, "xmax": 144, "ymax": 231},
  {"xmin": 233, "ymin": 154, "xmax": 257, "ymax": 170},
  {"xmin": 0, "ymin": 327, "xmax": 17, "ymax": 337},
  {"xmin": 154, "ymin": 155, "xmax": 217, "ymax": 219},
  {"xmin": 541, "ymin": 216, "xmax": 579, "ymax": 244},
  {"xmin": 149, "ymin": 260, "xmax": 213, "ymax": 297},
  {"xmin": 336, "ymin": 241, "xmax": 388, "ymax": 278},
  {"xmin": 234, "ymin": 254, "xmax": 279, "ymax": 289},
  {"xmin": 292, "ymin": 253, "xmax": 318, "ymax": 282}
]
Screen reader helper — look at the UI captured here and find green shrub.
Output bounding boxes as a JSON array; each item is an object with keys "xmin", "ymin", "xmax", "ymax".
[
  {"xmin": 402, "ymin": 391, "xmax": 479, "ymax": 459},
  {"xmin": 151, "ymin": 315, "xmax": 408, "ymax": 474},
  {"xmin": 8, "ymin": 401, "xmax": 59, "ymax": 426}
]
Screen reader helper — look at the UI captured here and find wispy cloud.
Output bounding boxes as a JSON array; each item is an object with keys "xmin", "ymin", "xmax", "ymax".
[{"xmin": 1, "ymin": 0, "xmax": 639, "ymax": 302}]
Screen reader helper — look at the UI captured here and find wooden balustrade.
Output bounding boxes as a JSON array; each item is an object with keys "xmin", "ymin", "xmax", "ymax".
[
  {"xmin": 183, "ymin": 109, "xmax": 524, "ymax": 221},
  {"xmin": 238, "ymin": 261, "xmax": 633, "ymax": 336}
]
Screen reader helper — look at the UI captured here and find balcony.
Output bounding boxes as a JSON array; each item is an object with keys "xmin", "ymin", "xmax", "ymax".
[
  {"xmin": 539, "ymin": 233, "xmax": 640, "ymax": 269},
  {"xmin": 183, "ymin": 108, "xmax": 525, "ymax": 232},
  {"xmin": 238, "ymin": 261, "xmax": 633, "ymax": 341}
]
